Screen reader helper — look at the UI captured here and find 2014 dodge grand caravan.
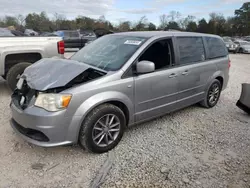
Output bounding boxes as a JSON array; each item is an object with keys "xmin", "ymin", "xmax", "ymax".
[{"xmin": 10, "ymin": 31, "xmax": 230, "ymax": 153}]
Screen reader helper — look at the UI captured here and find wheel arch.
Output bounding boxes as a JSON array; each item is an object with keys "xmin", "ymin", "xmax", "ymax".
[
  {"xmin": 215, "ymin": 76, "xmax": 224, "ymax": 88},
  {"xmin": 4, "ymin": 52, "xmax": 42, "ymax": 76},
  {"xmin": 206, "ymin": 71, "xmax": 225, "ymax": 91},
  {"xmin": 70, "ymin": 91, "xmax": 134, "ymax": 142}
]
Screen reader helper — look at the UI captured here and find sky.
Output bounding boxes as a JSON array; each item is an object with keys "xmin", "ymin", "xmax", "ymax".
[{"xmin": 0, "ymin": 0, "xmax": 246, "ymax": 26}]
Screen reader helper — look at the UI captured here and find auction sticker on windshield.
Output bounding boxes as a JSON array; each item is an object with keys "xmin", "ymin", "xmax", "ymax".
[{"xmin": 124, "ymin": 40, "xmax": 142, "ymax": 45}]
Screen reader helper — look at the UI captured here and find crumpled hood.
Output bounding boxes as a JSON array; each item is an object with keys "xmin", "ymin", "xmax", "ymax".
[{"xmin": 22, "ymin": 58, "xmax": 91, "ymax": 91}]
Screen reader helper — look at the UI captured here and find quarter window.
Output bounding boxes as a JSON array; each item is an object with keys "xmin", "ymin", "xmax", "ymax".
[
  {"xmin": 177, "ymin": 37, "xmax": 205, "ymax": 65},
  {"xmin": 205, "ymin": 37, "xmax": 228, "ymax": 59}
]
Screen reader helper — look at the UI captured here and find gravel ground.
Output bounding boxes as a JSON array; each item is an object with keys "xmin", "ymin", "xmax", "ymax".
[{"xmin": 0, "ymin": 54, "xmax": 249, "ymax": 188}]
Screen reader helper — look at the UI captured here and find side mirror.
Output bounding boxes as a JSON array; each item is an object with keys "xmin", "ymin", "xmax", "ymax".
[{"xmin": 136, "ymin": 60, "xmax": 155, "ymax": 74}]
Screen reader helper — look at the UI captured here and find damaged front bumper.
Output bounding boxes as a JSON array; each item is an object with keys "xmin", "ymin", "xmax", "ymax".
[{"xmin": 10, "ymin": 102, "xmax": 82, "ymax": 147}]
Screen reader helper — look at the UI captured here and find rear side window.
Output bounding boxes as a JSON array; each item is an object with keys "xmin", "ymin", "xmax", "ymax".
[
  {"xmin": 63, "ymin": 31, "xmax": 79, "ymax": 38},
  {"xmin": 205, "ymin": 37, "xmax": 227, "ymax": 59},
  {"xmin": 177, "ymin": 37, "xmax": 205, "ymax": 65},
  {"xmin": 70, "ymin": 31, "xmax": 79, "ymax": 37}
]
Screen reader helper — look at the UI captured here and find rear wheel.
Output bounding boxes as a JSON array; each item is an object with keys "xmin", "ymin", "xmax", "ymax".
[
  {"xmin": 200, "ymin": 79, "xmax": 222, "ymax": 108},
  {"xmin": 79, "ymin": 104, "xmax": 126, "ymax": 153},
  {"xmin": 239, "ymin": 48, "xmax": 243, "ymax": 53},
  {"xmin": 6, "ymin": 62, "xmax": 32, "ymax": 91}
]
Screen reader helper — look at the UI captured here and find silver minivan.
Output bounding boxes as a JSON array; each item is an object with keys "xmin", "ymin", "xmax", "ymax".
[{"xmin": 10, "ymin": 31, "xmax": 230, "ymax": 153}]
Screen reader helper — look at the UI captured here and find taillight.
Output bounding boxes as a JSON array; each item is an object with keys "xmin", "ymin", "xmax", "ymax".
[
  {"xmin": 228, "ymin": 59, "xmax": 231, "ymax": 68},
  {"xmin": 57, "ymin": 41, "xmax": 65, "ymax": 54}
]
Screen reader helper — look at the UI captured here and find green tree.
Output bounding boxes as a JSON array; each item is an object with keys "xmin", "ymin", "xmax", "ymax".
[
  {"xmin": 148, "ymin": 22, "xmax": 156, "ymax": 30},
  {"xmin": 76, "ymin": 16, "xmax": 95, "ymax": 30},
  {"xmin": 197, "ymin": 18, "xmax": 208, "ymax": 33},
  {"xmin": 166, "ymin": 21, "xmax": 180, "ymax": 30},
  {"xmin": 180, "ymin": 15, "xmax": 196, "ymax": 30},
  {"xmin": 25, "ymin": 12, "xmax": 54, "ymax": 32},
  {"xmin": 186, "ymin": 21, "xmax": 197, "ymax": 32},
  {"xmin": 4, "ymin": 16, "xmax": 18, "ymax": 27},
  {"xmin": 234, "ymin": 2, "xmax": 250, "ymax": 35},
  {"xmin": 207, "ymin": 13, "xmax": 226, "ymax": 35},
  {"xmin": 118, "ymin": 21, "xmax": 131, "ymax": 31},
  {"xmin": 134, "ymin": 16, "xmax": 148, "ymax": 31}
]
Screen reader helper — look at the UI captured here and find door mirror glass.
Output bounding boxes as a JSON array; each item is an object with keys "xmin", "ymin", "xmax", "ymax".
[{"xmin": 136, "ymin": 60, "xmax": 155, "ymax": 74}]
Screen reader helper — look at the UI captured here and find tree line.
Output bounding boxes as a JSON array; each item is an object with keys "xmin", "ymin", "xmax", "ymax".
[{"xmin": 0, "ymin": 2, "xmax": 249, "ymax": 36}]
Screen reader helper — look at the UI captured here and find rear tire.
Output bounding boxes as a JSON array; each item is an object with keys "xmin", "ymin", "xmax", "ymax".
[
  {"xmin": 79, "ymin": 104, "xmax": 126, "ymax": 153},
  {"xmin": 6, "ymin": 62, "xmax": 32, "ymax": 91},
  {"xmin": 200, "ymin": 79, "xmax": 222, "ymax": 108}
]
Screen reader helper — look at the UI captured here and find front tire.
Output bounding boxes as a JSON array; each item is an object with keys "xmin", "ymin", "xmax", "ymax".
[
  {"xmin": 6, "ymin": 62, "xmax": 32, "ymax": 91},
  {"xmin": 79, "ymin": 104, "xmax": 126, "ymax": 153},
  {"xmin": 239, "ymin": 48, "xmax": 243, "ymax": 53},
  {"xmin": 200, "ymin": 79, "xmax": 222, "ymax": 108}
]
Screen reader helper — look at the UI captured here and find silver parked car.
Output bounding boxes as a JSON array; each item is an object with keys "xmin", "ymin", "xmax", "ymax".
[
  {"xmin": 234, "ymin": 40, "xmax": 250, "ymax": 54},
  {"xmin": 10, "ymin": 31, "xmax": 230, "ymax": 153},
  {"xmin": 222, "ymin": 37, "xmax": 238, "ymax": 53}
]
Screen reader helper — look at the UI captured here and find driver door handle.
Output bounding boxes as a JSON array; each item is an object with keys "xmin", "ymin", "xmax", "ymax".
[{"xmin": 182, "ymin": 70, "xmax": 189, "ymax": 75}]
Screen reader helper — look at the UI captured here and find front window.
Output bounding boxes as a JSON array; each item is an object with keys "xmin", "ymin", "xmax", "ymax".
[{"xmin": 70, "ymin": 35, "xmax": 147, "ymax": 71}]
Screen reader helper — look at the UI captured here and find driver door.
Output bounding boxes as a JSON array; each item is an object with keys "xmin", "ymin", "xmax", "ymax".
[{"xmin": 134, "ymin": 38, "xmax": 179, "ymax": 122}]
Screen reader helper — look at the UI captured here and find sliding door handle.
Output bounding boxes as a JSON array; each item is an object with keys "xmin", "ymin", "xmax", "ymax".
[
  {"xmin": 169, "ymin": 73, "xmax": 177, "ymax": 78},
  {"xmin": 182, "ymin": 70, "xmax": 189, "ymax": 75}
]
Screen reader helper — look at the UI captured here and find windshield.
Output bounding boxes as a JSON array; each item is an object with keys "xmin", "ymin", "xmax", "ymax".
[{"xmin": 70, "ymin": 35, "xmax": 147, "ymax": 71}]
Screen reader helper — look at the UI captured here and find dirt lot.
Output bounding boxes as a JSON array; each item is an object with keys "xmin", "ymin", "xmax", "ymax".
[{"xmin": 0, "ymin": 54, "xmax": 249, "ymax": 188}]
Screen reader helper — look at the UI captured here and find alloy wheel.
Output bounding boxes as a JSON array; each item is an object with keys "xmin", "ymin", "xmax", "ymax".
[
  {"xmin": 92, "ymin": 114, "xmax": 121, "ymax": 147},
  {"xmin": 208, "ymin": 83, "xmax": 220, "ymax": 105}
]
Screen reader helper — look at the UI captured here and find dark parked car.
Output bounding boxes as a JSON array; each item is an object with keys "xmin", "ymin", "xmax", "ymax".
[
  {"xmin": 94, "ymin": 28, "xmax": 113, "ymax": 38},
  {"xmin": 223, "ymin": 37, "xmax": 238, "ymax": 53},
  {"xmin": 54, "ymin": 30, "xmax": 87, "ymax": 49},
  {"xmin": 234, "ymin": 40, "xmax": 250, "ymax": 54}
]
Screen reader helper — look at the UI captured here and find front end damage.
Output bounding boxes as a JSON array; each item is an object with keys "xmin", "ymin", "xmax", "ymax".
[{"xmin": 10, "ymin": 59, "xmax": 107, "ymax": 146}]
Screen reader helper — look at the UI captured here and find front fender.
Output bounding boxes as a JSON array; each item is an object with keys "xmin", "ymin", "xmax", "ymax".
[
  {"xmin": 74, "ymin": 91, "xmax": 134, "ymax": 125},
  {"xmin": 69, "ymin": 91, "xmax": 134, "ymax": 142}
]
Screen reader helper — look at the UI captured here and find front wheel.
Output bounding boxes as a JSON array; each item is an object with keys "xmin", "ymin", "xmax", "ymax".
[
  {"xmin": 79, "ymin": 104, "xmax": 126, "ymax": 153},
  {"xmin": 200, "ymin": 79, "xmax": 222, "ymax": 108}
]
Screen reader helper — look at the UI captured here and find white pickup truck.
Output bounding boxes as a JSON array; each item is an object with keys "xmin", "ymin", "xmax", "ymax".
[{"xmin": 0, "ymin": 37, "xmax": 65, "ymax": 90}]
